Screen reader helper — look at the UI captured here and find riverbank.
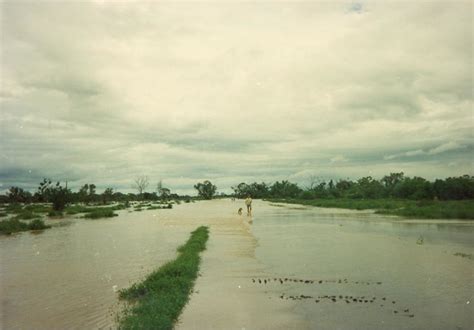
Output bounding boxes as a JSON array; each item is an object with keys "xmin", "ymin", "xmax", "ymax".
[{"xmin": 266, "ymin": 198, "xmax": 474, "ymax": 220}]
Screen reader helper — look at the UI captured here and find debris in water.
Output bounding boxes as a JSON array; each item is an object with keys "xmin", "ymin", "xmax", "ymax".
[{"xmin": 416, "ymin": 235, "xmax": 424, "ymax": 245}]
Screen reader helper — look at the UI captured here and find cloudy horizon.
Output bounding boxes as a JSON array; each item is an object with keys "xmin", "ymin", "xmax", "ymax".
[{"xmin": 1, "ymin": 1, "xmax": 472, "ymax": 195}]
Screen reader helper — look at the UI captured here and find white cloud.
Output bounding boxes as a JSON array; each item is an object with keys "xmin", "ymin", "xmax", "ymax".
[{"xmin": 428, "ymin": 142, "xmax": 465, "ymax": 155}]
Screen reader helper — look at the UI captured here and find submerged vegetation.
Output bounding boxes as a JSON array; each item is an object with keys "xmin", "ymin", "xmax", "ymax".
[
  {"xmin": 0, "ymin": 218, "xmax": 51, "ymax": 235},
  {"xmin": 268, "ymin": 198, "xmax": 474, "ymax": 220},
  {"xmin": 118, "ymin": 226, "xmax": 209, "ymax": 329},
  {"xmin": 83, "ymin": 209, "xmax": 118, "ymax": 219}
]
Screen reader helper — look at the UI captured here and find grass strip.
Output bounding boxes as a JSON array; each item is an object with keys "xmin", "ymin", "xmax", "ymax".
[
  {"xmin": 118, "ymin": 226, "xmax": 209, "ymax": 330},
  {"xmin": 267, "ymin": 198, "xmax": 474, "ymax": 220}
]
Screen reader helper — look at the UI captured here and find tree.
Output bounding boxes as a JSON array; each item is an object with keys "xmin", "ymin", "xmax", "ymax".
[
  {"xmin": 382, "ymin": 172, "xmax": 405, "ymax": 196},
  {"xmin": 270, "ymin": 180, "xmax": 302, "ymax": 198},
  {"xmin": 102, "ymin": 188, "xmax": 114, "ymax": 204},
  {"xmin": 133, "ymin": 176, "xmax": 149, "ymax": 199},
  {"xmin": 393, "ymin": 177, "xmax": 433, "ymax": 199},
  {"xmin": 49, "ymin": 181, "xmax": 71, "ymax": 211},
  {"xmin": 36, "ymin": 178, "xmax": 53, "ymax": 202},
  {"xmin": 354, "ymin": 176, "xmax": 385, "ymax": 199},
  {"xmin": 7, "ymin": 187, "xmax": 31, "ymax": 203},
  {"xmin": 78, "ymin": 183, "xmax": 97, "ymax": 204},
  {"xmin": 157, "ymin": 180, "xmax": 171, "ymax": 201},
  {"xmin": 194, "ymin": 180, "xmax": 217, "ymax": 199}
]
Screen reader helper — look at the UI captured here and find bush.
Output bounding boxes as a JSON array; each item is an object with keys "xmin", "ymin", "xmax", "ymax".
[
  {"xmin": 28, "ymin": 219, "xmax": 51, "ymax": 230},
  {"xmin": 48, "ymin": 210, "xmax": 63, "ymax": 217},
  {"xmin": 83, "ymin": 209, "xmax": 118, "ymax": 219},
  {"xmin": 0, "ymin": 218, "xmax": 50, "ymax": 234},
  {"xmin": 0, "ymin": 219, "xmax": 29, "ymax": 234},
  {"xmin": 14, "ymin": 211, "xmax": 40, "ymax": 220}
]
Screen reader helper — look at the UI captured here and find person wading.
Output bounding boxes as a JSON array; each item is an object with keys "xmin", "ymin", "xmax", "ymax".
[{"xmin": 245, "ymin": 195, "xmax": 252, "ymax": 216}]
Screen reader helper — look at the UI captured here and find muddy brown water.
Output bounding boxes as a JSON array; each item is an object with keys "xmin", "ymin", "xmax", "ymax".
[{"xmin": 1, "ymin": 200, "xmax": 473, "ymax": 329}]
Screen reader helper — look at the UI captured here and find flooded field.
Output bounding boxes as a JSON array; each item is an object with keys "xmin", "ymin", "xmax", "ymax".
[{"xmin": 1, "ymin": 200, "xmax": 473, "ymax": 329}]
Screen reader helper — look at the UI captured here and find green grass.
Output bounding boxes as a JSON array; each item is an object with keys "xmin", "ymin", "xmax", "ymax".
[
  {"xmin": 48, "ymin": 210, "xmax": 64, "ymax": 217},
  {"xmin": 453, "ymin": 252, "xmax": 473, "ymax": 260},
  {"xmin": 83, "ymin": 209, "xmax": 118, "ymax": 219},
  {"xmin": 66, "ymin": 204, "xmax": 127, "ymax": 215},
  {"xmin": 267, "ymin": 198, "xmax": 474, "ymax": 220},
  {"xmin": 4, "ymin": 203, "xmax": 24, "ymax": 213},
  {"xmin": 0, "ymin": 218, "xmax": 51, "ymax": 235},
  {"xmin": 118, "ymin": 226, "xmax": 209, "ymax": 330},
  {"xmin": 0, "ymin": 212, "xmax": 8, "ymax": 217},
  {"xmin": 147, "ymin": 204, "xmax": 173, "ymax": 210},
  {"xmin": 376, "ymin": 200, "xmax": 474, "ymax": 219},
  {"xmin": 13, "ymin": 210, "xmax": 41, "ymax": 220},
  {"xmin": 23, "ymin": 204, "xmax": 51, "ymax": 213}
]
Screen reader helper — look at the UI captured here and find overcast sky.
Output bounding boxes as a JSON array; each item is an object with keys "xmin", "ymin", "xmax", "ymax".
[{"xmin": 1, "ymin": 1, "xmax": 472, "ymax": 195}]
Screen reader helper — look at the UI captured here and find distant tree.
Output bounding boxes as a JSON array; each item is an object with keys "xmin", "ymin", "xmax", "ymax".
[
  {"xmin": 133, "ymin": 176, "xmax": 149, "ymax": 199},
  {"xmin": 78, "ymin": 184, "xmax": 89, "ymax": 203},
  {"xmin": 382, "ymin": 172, "xmax": 405, "ymax": 196},
  {"xmin": 393, "ymin": 177, "xmax": 433, "ymax": 199},
  {"xmin": 433, "ymin": 175, "xmax": 474, "ymax": 200},
  {"xmin": 270, "ymin": 180, "xmax": 302, "ymax": 198},
  {"xmin": 232, "ymin": 182, "xmax": 250, "ymax": 198},
  {"xmin": 335, "ymin": 179, "xmax": 353, "ymax": 192},
  {"xmin": 36, "ymin": 178, "xmax": 53, "ymax": 202},
  {"xmin": 78, "ymin": 183, "xmax": 97, "ymax": 204},
  {"xmin": 157, "ymin": 180, "xmax": 171, "ymax": 201},
  {"xmin": 306, "ymin": 174, "xmax": 319, "ymax": 191},
  {"xmin": 102, "ymin": 188, "xmax": 114, "ymax": 204},
  {"xmin": 354, "ymin": 176, "xmax": 385, "ymax": 199},
  {"xmin": 194, "ymin": 180, "xmax": 217, "ymax": 199},
  {"xmin": 7, "ymin": 187, "xmax": 31, "ymax": 203},
  {"xmin": 49, "ymin": 181, "xmax": 71, "ymax": 211}
]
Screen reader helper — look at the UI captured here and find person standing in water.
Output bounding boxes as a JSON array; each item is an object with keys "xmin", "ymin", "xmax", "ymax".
[{"xmin": 245, "ymin": 195, "xmax": 252, "ymax": 216}]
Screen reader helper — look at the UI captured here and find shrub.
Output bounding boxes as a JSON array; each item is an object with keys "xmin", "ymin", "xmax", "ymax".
[
  {"xmin": 28, "ymin": 219, "xmax": 51, "ymax": 230},
  {"xmin": 83, "ymin": 209, "xmax": 118, "ymax": 219}
]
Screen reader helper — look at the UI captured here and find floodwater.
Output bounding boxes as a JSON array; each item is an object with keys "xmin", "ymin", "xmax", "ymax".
[{"xmin": 1, "ymin": 200, "xmax": 473, "ymax": 329}]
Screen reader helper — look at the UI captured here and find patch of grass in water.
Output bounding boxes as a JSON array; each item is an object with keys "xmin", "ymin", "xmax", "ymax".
[
  {"xmin": 267, "ymin": 198, "xmax": 474, "ymax": 220},
  {"xmin": 83, "ymin": 209, "xmax": 118, "ymax": 219},
  {"xmin": 13, "ymin": 211, "xmax": 41, "ymax": 220},
  {"xmin": 23, "ymin": 204, "xmax": 51, "ymax": 213},
  {"xmin": 118, "ymin": 226, "xmax": 209, "ymax": 330},
  {"xmin": 375, "ymin": 200, "xmax": 474, "ymax": 219},
  {"xmin": 454, "ymin": 252, "xmax": 473, "ymax": 260},
  {"xmin": 66, "ymin": 204, "xmax": 127, "ymax": 215},
  {"xmin": 48, "ymin": 210, "xmax": 64, "ymax": 217},
  {"xmin": 28, "ymin": 219, "xmax": 51, "ymax": 230},
  {"xmin": 4, "ymin": 204, "xmax": 24, "ymax": 213},
  {"xmin": 147, "ymin": 204, "xmax": 173, "ymax": 210},
  {"xmin": 0, "ymin": 218, "xmax": 51, "ymax": 235}
]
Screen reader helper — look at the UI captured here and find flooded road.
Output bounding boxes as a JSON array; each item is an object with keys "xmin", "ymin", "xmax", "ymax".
[{"xmin": 1, "ymin": 200, "xmax": 473, "ymax": 329}]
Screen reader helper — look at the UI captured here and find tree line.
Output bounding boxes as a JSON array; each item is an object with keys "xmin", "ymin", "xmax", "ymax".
[
  {"xmin": 2, "ymin": 173, "xmax": 472, "ymax": 207},
  {"xmin": 1, "ymin": 176, "xmax": 188, "ymax": 209},
  {"xmin": 231, "ymin": 173, "xmax": 473, "ymax": 200}
]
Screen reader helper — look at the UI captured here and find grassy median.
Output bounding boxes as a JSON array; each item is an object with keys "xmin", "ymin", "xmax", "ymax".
[{"xmin": 118, "ymin": 226, "xmax": 209, "ymax": 329}]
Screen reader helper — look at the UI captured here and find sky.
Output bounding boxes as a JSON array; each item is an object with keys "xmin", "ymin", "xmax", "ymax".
[{"xmin": 0, "ymin": 1, "xmax": 472, "ymax": 195}]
